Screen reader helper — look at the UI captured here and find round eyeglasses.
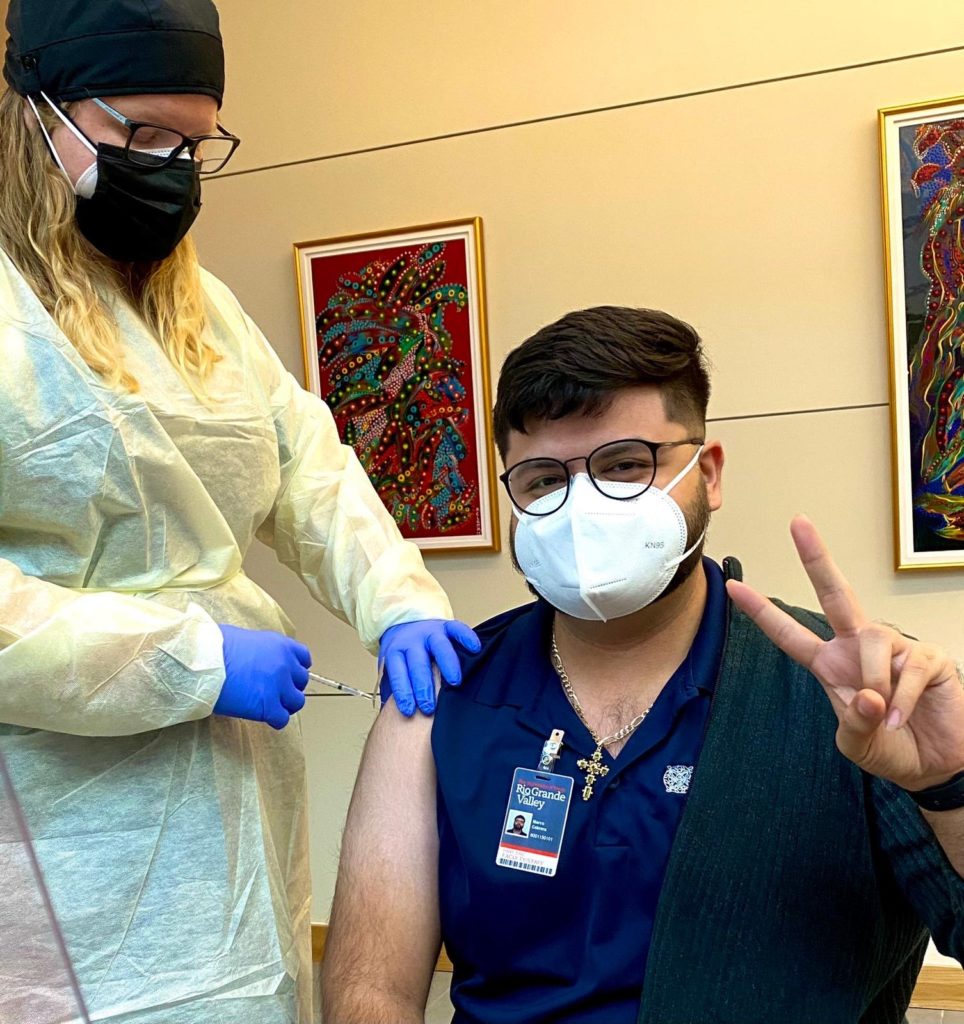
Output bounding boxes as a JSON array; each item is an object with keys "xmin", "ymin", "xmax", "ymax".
[{"xmin": 500, "ymin": 437, "xmax": 704, "ymax": 516}]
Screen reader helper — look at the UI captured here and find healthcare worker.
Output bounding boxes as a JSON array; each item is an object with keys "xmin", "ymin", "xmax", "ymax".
[{"xmin": 0, "ymin": 2, "xmax": 478, "ymax": 1022}]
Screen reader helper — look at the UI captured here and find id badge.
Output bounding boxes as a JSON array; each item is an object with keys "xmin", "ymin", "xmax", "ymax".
[{"xmin": 496, "ymin": 767, "xmax": 574, "ymax": 877}]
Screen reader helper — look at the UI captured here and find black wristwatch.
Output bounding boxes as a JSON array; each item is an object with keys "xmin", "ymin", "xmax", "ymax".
[{"xmin": 906, "ymin": 770, "xmax": 964, "ymax": 812}]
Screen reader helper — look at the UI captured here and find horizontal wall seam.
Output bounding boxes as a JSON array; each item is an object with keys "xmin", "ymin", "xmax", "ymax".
[
  {"xmin": 709, "ymin": 401, "xmax": 888, "ymax": 424},
  {"xmin": 213, "ymin": 43, "xmax": 964, "ymax": 181}
]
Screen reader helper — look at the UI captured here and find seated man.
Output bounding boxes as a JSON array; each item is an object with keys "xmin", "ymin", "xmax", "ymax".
[{"xmin": 322, "ymin": 307, "xmax": 964, "ymax": 1024}]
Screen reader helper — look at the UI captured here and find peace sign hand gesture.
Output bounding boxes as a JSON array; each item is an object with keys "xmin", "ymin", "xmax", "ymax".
[{"xmin": 726, "ymin": 515, "xmax": 964, "ymax": 792}]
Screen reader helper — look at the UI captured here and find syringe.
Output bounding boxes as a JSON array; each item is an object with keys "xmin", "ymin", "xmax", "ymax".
[{"xmin": 305, "ymin": 671, "xmax": 377, "ymax": 703}]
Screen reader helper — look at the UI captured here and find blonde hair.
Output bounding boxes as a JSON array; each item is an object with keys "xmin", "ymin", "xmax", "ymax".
[{"xmin": 0, "ymin": 87, "xmax": 221, "ymax": 395}]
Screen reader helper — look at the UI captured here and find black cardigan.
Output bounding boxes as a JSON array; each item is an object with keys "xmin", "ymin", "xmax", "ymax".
[{"xmin": 636, "ymin": 561, "xmax": 964, "ymax": 1024}]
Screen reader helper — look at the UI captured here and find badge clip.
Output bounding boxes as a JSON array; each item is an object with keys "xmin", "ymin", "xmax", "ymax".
[{"xmin": 538, "ymin": 729, "xmax": 565, "ymax": 772}]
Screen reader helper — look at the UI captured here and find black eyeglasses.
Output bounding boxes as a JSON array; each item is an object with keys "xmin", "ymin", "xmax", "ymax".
[
  {"xmin": 91, "ymin": 97, "xmax": 241, "ymax": 174},
  {"xmin": 500, "ymin": 437, "xmax": 704, "ymax": 516}
]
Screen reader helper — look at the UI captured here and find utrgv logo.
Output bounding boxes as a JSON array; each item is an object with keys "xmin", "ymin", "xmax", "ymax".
[{"xmin": 663, "ymin": 765, "xmax": 693, "ymax": 794}]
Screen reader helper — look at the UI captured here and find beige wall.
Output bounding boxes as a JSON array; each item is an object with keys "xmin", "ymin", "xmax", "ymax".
[{"xmin": 192, "ymin": 5, "xmax": 964, "ymax": 965}]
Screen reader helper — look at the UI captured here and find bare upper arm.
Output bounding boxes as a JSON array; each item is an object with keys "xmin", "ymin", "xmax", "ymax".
[{"xmin": 321, "ymin": 698, "xmax": 440, "ymax": 1023}]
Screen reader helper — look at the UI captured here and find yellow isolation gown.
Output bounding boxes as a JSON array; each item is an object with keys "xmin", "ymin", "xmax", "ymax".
[{"xmin": 0, "ymin": 248, "xmax": 453, "ymax": 1023}]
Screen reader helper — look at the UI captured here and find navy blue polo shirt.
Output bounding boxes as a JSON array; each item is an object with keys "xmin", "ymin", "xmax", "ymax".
[{"xmin": 431, "ymin": 558, "xmax": 728, "ymax": 1024}]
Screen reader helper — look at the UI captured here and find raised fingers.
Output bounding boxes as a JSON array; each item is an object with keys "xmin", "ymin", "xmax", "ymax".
[
  {"xmin": 789, "ymin": 516, "xmax": 865, "ymax": 637},
  {"xmin": 726, "ymin": 579, "xmax": 823, "ymax": 670}
]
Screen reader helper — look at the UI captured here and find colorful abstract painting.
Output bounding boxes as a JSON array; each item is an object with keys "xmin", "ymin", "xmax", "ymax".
[
  {"xmin": 295, "ymin": 220, "xmax": 500, "ymax": 553},
  {"xmin": 881, "ymin": 98, "xmax": 964, "ymax": 570}
]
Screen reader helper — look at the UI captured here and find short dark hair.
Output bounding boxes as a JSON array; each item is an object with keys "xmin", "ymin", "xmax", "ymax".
[{"xmin": 492, "ymin": 306, "xmax": 711, "ymax": 460}]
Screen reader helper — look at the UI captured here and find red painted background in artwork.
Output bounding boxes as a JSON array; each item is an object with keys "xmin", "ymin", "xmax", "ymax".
[{"xmin": 309, "ymin": 239, "xmax": 483, "ymax": 540}]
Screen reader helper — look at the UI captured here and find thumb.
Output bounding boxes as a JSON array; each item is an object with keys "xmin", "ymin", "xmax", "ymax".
[
  {"xmin": 444, "ymin": 620, "xmax": 481, "ymax": 653},
  {"xmin": 835, "ymin": 688, "xmax": 887, "ymax": 765}
]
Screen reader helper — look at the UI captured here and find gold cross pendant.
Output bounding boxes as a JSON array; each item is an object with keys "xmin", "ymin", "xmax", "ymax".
[{"xmin": 576, "ymin": 746, "xmax": 609, "ymax": 801}]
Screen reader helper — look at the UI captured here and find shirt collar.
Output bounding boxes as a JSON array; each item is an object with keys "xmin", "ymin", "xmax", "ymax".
[
  {"xmin": 688, "ymin": 557, "xmax": 727, "ymax": 696},
  {"xmin": 470, "ymin": 557, "xmax": 728, "ymax": 722}
]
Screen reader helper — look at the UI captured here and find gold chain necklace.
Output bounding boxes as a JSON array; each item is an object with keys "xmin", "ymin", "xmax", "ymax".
[{"xmin": 550, "ymin": 628, "xmax": 653, "ymax": 801}]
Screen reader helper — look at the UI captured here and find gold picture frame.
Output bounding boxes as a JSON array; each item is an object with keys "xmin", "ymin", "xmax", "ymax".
[
  {"xmin": 879, "ymin": 95, "xmax": 964, "ymax": 571},
  {"xmin": 294, "ymin": 217, "xmax": 501, "ymax": 555}
]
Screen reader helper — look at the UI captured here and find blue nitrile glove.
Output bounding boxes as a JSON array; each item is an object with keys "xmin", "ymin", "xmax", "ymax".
[
  {"xmin": 378, "ymin": 619, "xmax": 481, "ymax": 718},
  {"xmin": 214, "ymin": 625, "xmax": 312, "ymax": 731}
]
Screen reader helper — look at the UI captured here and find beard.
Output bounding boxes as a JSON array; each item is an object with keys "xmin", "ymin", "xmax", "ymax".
[
  {"xmin": 657, "ymin": 480, "xmax": 711, "ymax": 600},
  {"xmin": 509, "ymin": 480, "xmax": 712, "ymax": 609}
]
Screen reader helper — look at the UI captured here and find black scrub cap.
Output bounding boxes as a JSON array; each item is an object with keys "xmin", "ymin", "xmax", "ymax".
[{"xmin": 3, "ymin": 0, "xmax": 225, "ymax": 107}]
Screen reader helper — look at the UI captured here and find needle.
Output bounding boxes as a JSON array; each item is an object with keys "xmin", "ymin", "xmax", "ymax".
[{"xmin": 305, "ymin": 671, "xmax": 377, "ymax": 703}]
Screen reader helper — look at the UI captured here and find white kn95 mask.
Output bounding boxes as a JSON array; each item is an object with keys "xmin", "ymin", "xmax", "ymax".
[{"xmin": 513, "ymin": 446, "xmax": 705, "ymax": 621}]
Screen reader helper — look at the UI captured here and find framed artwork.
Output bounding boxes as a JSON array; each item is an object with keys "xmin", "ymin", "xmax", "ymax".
[
  {"xmin": 294, "ymin": 218, "xmax": 501, "ymax": 554},
  {"xmin": 880, "ymin": 96, "xmax": 964, "ymax": 570}
]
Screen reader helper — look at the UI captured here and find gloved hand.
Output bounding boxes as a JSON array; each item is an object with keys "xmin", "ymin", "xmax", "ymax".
[
  {"xmin": 214, "ymin": 625, "xmax": 312, "ymax": 731},
  {"xmin": 379, "ymin": 619, "xmax": 481, "ymax": 717}
]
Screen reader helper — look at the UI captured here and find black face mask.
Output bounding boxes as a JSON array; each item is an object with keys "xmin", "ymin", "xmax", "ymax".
[{"xmin": 74, "ymin": 144, "xmax": 202, "ymax": 263}]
